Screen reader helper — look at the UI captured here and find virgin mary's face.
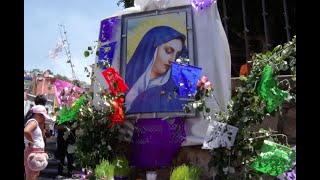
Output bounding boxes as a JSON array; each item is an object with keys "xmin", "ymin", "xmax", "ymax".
[{"xmin": 152, "ymin": 38, "xmax": 183, "ymax": 77}]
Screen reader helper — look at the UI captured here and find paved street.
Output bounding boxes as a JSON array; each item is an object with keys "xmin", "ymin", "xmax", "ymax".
[{"xmin": 38, "ymin": 137, "xmax": 82, "ymax": 180}]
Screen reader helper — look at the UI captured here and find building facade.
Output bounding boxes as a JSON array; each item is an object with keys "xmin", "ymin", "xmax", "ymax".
[{"xmin": 32, "ymin": 71, "xmax": 55, "ymax": 101}]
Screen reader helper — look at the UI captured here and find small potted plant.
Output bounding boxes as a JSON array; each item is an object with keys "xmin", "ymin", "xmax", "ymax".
[
  {"xmin": 112, "ymin": 156, "xmax": 130, "ymax": 180},
  {"xmin": 94, "ymin": 159, "xmax": 115, "ymax": 180},
  {"xmin": 170, "ymin": 164, "xmax": 201, "ymax": 180}
]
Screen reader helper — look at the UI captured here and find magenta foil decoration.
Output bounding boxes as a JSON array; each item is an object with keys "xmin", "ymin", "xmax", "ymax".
[{"xmin": 54, "ymin": 79, "xmax": 82, "ymax": 106}]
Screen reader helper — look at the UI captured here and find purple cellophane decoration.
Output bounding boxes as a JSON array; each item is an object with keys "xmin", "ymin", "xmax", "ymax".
[
  {"xmin": 191, "ymin": 0, "xmax": 217, "ymax": 10},
  {"xmin": 98, "ymin": 42, "xmax": 117, "ymax": 70},
  {"xmin": 131, "ymin": 117, "xmax": 186, "ymax": 168},
  {"xmin": 99, "ymin": 16, "xmax": 120, "ymax": 43},
  {"xmin": 171, "ymin": 62, "xmax": 202, "ymax": 97},
  {"xmin": 275, "ymin": 146, "xmax": 296, "ymax": 180}
]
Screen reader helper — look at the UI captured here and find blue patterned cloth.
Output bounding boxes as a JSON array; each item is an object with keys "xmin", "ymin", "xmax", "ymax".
[{"xmin": 98, "ymin": 42, "xmax": 117, "ymax": 70}]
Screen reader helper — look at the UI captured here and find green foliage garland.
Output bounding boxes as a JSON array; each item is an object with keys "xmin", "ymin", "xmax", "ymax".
[{"xmin": 209, "ymin": 36, "xmax": 296, "ymax": 179}]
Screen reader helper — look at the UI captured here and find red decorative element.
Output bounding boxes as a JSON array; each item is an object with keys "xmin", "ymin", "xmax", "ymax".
[
  {"xmin": 102, "ymin": 68, "xmax": 128, "ymax": 95},
  {"xmin": 109, "ymin": 97, "xmax": 125, "ymax": 127}
]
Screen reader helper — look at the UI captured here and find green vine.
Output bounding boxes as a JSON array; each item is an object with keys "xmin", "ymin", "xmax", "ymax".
[
  {"xmin": 72, "ymin": 95, "xmax": 122, "ymax": 168},
  {"xmin": 208, "ymin": 36, "xmax": 296, "ymax": 179}
]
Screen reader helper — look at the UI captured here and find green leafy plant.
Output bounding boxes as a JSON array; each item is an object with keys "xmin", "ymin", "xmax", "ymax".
[
  {"xmin": 72, "ymin": 96, "xmax": 122, "ymax": 168},
  {"xmin": 170, "ymin": 165, "xmax": 189, "ymax": 180},
  {"xmin": 53, "ymin": 26, "xmax": 127, "ymax": 174},
  {"xmin": 208, "ymin": 36, "xmax": 296, "ymax": 179},
  {"xmin": 95, "ymin": 159, "xmax": 115, "ymax": 180},
  {"xmin": 189, "ymin": 166, "xmax": 202, "ymax": 180},
  {"xmin": 63, "ymin": 40, "xmax": 128, "ymax": 169},
  {"xmin": 170, "ymin": 164, "xmax": 201, "ymax": 180},
  {"xmin": 112, "ymin": 156, "xmax": 131, "ymax": 177}
]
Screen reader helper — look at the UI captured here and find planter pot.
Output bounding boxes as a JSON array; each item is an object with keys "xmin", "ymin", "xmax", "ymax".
[{"xmin": 114, "ymin": 176, "xmax": 129, "ymax": 180}]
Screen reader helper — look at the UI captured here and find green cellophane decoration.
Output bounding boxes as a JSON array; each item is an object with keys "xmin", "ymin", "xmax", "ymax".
[
  {"xmin": 257, "ymin": 64, "xmax": 288, "ymax": 113},
  {"xmin": 58, "ymin": 96, "xmax": 85, "ymax": 125},
  {"xmin": 250, "ymin": 140, "xmax": 296, "ymax": 176}
]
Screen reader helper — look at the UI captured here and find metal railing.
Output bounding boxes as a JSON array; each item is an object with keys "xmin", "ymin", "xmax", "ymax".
[{"xmin": 219, "ymin": 0, "xmax": 294, "ymax": 77}]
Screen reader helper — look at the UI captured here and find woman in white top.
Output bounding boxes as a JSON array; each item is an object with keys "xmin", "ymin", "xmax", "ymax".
[{"xmin": 24, "ymin": 105, "xmax": 51, "ymax": 180}]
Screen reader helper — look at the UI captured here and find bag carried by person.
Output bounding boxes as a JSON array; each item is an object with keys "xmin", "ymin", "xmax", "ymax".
[{"xmin": 26, "ymin": 141, "xmax": 49, "ymax": 171}]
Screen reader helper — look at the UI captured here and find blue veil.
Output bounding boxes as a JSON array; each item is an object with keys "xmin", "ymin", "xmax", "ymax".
[{"xmin": 125, "ymin": 26, "xmax": 187, "ymax": 89}]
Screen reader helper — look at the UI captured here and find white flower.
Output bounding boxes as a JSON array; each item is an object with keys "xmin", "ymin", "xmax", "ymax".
[
  {"xmin": 228, "ymin": 167, "xmax": 235, "ymax": 174},
  {"xmin": 63, "ymin": 131, "xmax": 70, "ymax": 140},
  {"xmin": 101, "ymin": 140, "xmax": 106, "ymax": 145},
  {"xmin": 75, "ymin": 128, "xmax": 84, "ymax": 137},
  {"xmin": 222, "ymin": 167, "xmax": 229, "ymax": 174},
  {"xmin": 176, "ymin": 58, "xmax": 182, "ymax": 63},
  {"xmin": 104, "ymin": 101, "xmax": 110, "ymax": 106},
  {"xmin": 116, "ymin": 160, "xmax": 122, "ymax": 168},
  {"xmin": 107, "ymin": 145, "xmax": 112, "ymax": 150},
  {"xmin": 197, "ymin": 102, "xmax": 202, "ymax": 107},
  {"xmin": 71, "ymin": 122, "xmax": 78, "ymax": 128},
  {"xmin": 192, "ymin": 103, "xmax": 198, "ymax": 108}
]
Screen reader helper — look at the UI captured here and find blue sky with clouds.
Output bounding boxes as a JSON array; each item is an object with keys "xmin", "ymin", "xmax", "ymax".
[{"xmin": 24, "ymin": 0, "xmax": 123, "ymax": 83}]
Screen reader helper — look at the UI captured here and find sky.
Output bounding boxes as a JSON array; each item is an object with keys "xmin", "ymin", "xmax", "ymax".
[{"xmin": 24, "ymin": 0, "xmax": 123, "ymax": 84}]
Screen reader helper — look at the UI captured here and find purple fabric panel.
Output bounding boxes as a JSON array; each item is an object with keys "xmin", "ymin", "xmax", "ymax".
[{"xmin": 131, "ymin": 117, "xmax": 186, "ymax": 168}]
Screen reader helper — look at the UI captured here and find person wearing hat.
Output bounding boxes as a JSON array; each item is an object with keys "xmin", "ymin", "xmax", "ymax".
[
  {"xmin": 23, "ymin": 95, "xmax": 48, "ymax": 177},
  {"xmin": 24, "ymin": 105, "xmax": 51, "ymax": 180}
]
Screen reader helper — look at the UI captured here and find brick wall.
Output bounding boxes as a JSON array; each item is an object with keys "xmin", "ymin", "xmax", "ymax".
[{"xmin": 35, "ymin": 77, "xmax": 55, "ymax": 100}]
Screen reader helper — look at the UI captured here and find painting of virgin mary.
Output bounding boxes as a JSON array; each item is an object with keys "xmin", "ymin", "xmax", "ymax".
[{"xmin": 124, "ymin": 12, "xmax": 190, "ymax": 114}]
